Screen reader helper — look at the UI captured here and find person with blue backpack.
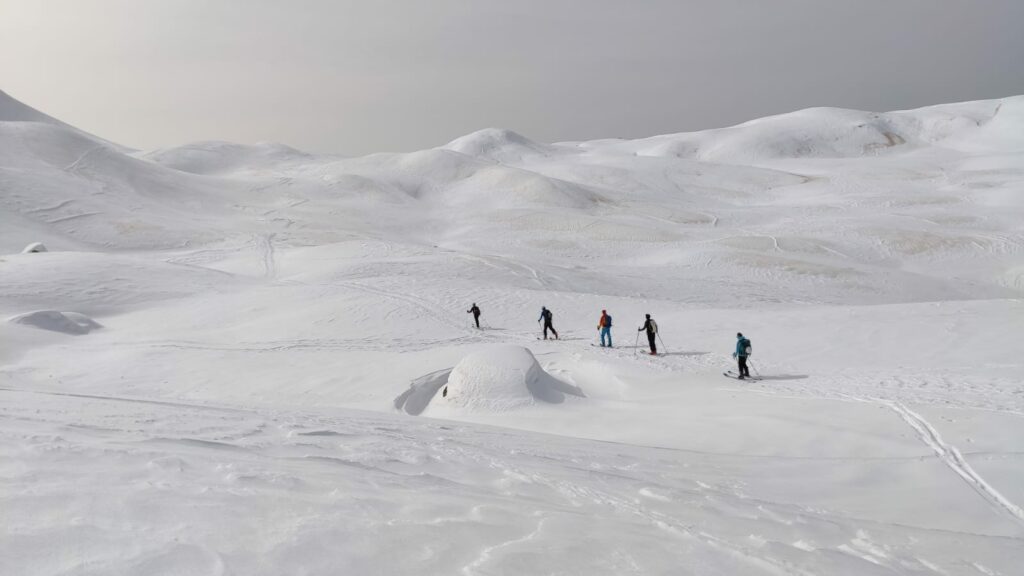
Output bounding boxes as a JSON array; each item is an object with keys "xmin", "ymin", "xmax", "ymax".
[
  {"xmin": 597, "ymin": 309, "xmax": 613, "ymax": 347},
  {"xmin": 733, "ymin": 332, "xmax": 752, "ymax": 379}
]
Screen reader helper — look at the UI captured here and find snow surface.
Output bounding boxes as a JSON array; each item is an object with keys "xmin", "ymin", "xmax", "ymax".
[{"xmin": 2, "ymin": 87, "xmax": 1024, "ymax": 575}]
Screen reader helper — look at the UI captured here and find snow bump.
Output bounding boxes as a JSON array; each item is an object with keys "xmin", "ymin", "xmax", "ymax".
[
  {"xmin": 396, "ymin": 346, "xmax": 585, "ymax": 416},
  {"xmin": 8, "ymin": 310, "xmax": 103, "ymax": 335}
]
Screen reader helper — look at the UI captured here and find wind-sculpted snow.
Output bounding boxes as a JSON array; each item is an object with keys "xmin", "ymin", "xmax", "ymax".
[
  {"xmin": 395, "ymin": 346, "xmax": 585, "ymax": 415},
  {"xmin": 2, "ymin": 91, "xmax": 1023, "ymax": 575},
  {"xmin": 8, "ymin": 310, "xmax": 102, "ymax": 335}
]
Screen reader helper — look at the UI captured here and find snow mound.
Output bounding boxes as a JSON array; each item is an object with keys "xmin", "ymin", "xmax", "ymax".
[
  {"xmin": 21, "ymin": 242, "xmax": 47, "ymax": 253},
  {"xmin": 445, "ymin": 346, "xmax": 543, "ymax": 411},
  {"xmin": 429, "ymin": 346, "xmax": 584, "ymax": 413},
  {"xmin": 9, "ymin": 310, "xmax": 102, "ymax": 335},
  {"xmin": 444, "ymin": 128, "xmax": 558, "ymax": 163}
]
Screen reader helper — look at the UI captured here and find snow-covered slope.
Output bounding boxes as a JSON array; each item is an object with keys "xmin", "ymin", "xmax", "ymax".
[
  {"xmin": 0, "ymin": 89, "xmax": 66, "ymax": 124},
  {"xmin": 141, "ymin": 140, "xmax": 314, "ymax": 176},
  {"xmin": 2, "ymin": 90, "xmax": 1023, "ymax": 575},
  {"xmin": 580, "ymin": 97, "xmax": 1021, "ymax": 161}
]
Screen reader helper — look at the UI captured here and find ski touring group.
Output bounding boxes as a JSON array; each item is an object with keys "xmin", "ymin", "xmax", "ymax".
[{"xmin": 466, "ymin": 304, "xmax": 758, "ymax": 380}]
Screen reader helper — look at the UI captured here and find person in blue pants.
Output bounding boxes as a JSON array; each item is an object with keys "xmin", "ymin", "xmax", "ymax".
[{"xmin": 598, "ymin": 309, "xmax": 613, "ymax": 347}]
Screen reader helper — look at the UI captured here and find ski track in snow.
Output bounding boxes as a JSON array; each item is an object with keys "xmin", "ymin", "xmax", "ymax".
[
  {"xmin": 881, "ymin": 399, "xmax": 1024, "ymax": 527},
  {"xmin": 62, "ymin": 144, "xmax": 104, "ymax": 173},
  {"xmin": 258, "ymin": 232, "xmax": 276, "ymax": 279}
]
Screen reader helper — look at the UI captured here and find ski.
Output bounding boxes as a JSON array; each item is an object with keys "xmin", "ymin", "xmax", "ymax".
[{"xmin": 723, "ymin": 371, "xmax": 761, "ymax": 381}]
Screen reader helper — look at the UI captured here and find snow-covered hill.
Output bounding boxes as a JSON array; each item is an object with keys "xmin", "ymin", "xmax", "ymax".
[{"xmin": 2, "ymin": 88, "xmax": 1023, "ymax": 575}]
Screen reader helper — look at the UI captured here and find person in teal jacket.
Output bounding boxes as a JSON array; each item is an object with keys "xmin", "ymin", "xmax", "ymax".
[{"xmin": 733, "ymin": 332, "xmax": 751, "ymax": 379}]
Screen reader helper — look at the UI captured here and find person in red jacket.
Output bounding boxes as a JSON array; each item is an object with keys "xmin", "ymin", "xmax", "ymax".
[{"xmin": 597, "ymin": 310, "xmax": 613, "ymax": 347}]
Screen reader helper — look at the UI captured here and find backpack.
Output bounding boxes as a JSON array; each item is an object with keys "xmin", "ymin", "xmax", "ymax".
[
  {"xmin": 605, "ymin": 315, "xmax": 612, "ymax": 327},
  {"xmin": 543, "ymin": 309, "xmax": 552, "ymax": 322},
  {"xmin": 741, "ymin": 338, "xmax": 752, "ymax": 356},
  {"xmin": 649, "ymin": 319, "xmax": 658, "ymax": 334}
]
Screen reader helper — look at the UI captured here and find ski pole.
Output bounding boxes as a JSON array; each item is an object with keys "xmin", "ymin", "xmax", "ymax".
[
  {"xmin": 749, "ymin": 359, "xmax": 761, "ymax": 377},
  {"xmin": 657, "ymin": 333, "xmax": 668, "ymax": 355},
  {"xmin": 633, "ymin": 331, "xmax": 640, "ymax": 356}
]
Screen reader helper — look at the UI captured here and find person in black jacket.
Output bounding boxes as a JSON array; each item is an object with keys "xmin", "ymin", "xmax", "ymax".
[
  {"xmin": 538, "ymin": 306, "xmax": 559, "ymax": 340},
  {"xmin": 467, "ymin": 303, "xmax": 481, "ymax": 328},
  {"xmin": 638, "ymin": 314, "xmax": 658, "ymax": 355}
]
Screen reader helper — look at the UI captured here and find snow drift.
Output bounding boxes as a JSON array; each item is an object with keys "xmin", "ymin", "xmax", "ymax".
[
  {"xmin": 442, "ymin": 346, "xmax": 585, "ymax": 411},
  {"xmin": 8, "ymin": 310, "xmax": 102, "ymax": 335},
  {"xmin": 395, "ymin": 346, "xmax": 585, "ymax": 415}
]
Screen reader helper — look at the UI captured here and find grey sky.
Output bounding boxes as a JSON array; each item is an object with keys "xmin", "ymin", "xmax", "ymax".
[{"xmin": 2, "ymin": 0, "xmax": 1023, "ymax": 154}]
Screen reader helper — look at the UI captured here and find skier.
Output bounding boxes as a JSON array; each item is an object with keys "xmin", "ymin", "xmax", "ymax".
[
  {"xmin": 733, "ymin": 332, "xmax": 752, "ymax": 379},
  {"xmin": 597, "ymin": 309, "xmax": 613, "ymax": 347},
  {"xmin": 467, "ymin": 303, "xmax": 481, "ymax": 329},
  {"xmin": 538, "ymin": 306, "xmax": 559, "ymax": 340},
  {"xmin": 638, "ymin": 314, "xmax": 658, "ymax": 355}
]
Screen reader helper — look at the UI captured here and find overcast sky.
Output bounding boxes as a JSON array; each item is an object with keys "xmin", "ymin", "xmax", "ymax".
[{"xmin": 2, "ymin": 0, "xmax": 1023, "ymax": 154}]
